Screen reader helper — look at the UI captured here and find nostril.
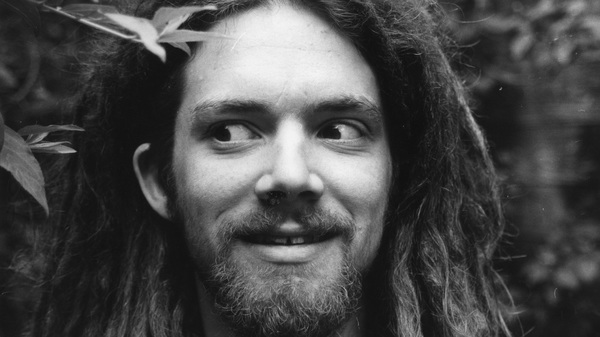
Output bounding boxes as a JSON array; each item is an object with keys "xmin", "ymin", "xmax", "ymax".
[
  {"xmin": 255, "ymin": 172, "xmax": 324, "ymax": 205},
  {"xmin": 266, "ymin": 191, "xmax": 287, "ymax": 206},
  {"xmin": 298, "ymin": 190, "xmax": 319, "ymax": 200}
]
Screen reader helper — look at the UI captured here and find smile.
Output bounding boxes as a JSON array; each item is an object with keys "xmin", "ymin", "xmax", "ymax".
[
  {"xmin": 236, "ymin": 232, "xmax": 342, "ymax": 264},
  {"xmin": 243, "ymin": 234, "xmax": 333, "ymax": 246}
]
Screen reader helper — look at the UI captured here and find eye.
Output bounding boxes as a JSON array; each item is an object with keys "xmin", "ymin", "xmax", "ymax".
[
  {"xmin": 317, "ymin": 122, "xmax": 362, "ymax": 140},
  {"xmin": 211, "ymin": 123, "xmax": 258, "ymax": 142}
]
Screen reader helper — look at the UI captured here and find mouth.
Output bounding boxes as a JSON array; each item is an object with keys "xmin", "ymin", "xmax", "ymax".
[
  {"xmin": 234, "ymin": 229, "xmax": 344, "ymax": 264},
  {"xmin": 226, "ymin": 210, "xmax": 352, "ymax": 263},
  {"xmin": 241, "ymin": 233, "xmax": 336, "ymax": 246}
]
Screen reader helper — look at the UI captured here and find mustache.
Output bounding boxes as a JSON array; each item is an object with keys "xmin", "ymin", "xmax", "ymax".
[{"xmin": 218, "ymin": 207, "xmax": 356, "ymax": 243}]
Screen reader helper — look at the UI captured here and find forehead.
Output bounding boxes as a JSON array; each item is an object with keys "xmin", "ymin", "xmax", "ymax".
[
  {"xmin": 177, "ymin": 3, "xmax": 380, "ymax": 118},
  {"xmin": 192, "ymin": 3, "xmax": 362, "ymax": 67}
]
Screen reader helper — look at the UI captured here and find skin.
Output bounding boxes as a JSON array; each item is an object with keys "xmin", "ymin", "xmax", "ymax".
[{"xmin": 134, "ymin": 3, "xmax": 392, "ymax": 336}]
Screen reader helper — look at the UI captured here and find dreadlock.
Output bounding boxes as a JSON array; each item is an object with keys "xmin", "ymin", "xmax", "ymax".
[{"xmin": 29, "ymin": 0, "xmax": 511, "ymax": 336}]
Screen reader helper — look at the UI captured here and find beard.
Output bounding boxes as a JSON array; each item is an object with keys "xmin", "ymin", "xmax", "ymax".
[{"xmin": 190, "ymin": 207, "xmax": 364, "ymax": 337}]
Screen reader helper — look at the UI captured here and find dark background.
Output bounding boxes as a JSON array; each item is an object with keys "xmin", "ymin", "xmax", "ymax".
[{"xmin": 1, "ymin": 0, "xmax": 599, "ymax": 336}]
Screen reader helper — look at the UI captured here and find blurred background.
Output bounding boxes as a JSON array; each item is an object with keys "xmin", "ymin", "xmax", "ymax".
[{"xmin": 1, "ymin": 0, "xmax": 599, "ymax": 336}]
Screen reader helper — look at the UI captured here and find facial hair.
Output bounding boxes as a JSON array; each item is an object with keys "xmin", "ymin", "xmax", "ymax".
[{"xmin": 197, "ymin": 208, "xmax": 363, "ymax": 337}]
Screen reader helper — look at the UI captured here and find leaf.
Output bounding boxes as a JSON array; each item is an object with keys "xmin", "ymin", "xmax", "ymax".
[
  {"xmin": 31, "ymin": 146, "xmax": 76, "ymax": 154},
  {"xmin": 18, "ymin": 124, "xmax": 84, "ymax": 136},
  {"xmin": 104, "ymin": 13, "xmax": 166, "ymax": 62},
  {"xmin": 511, "ymin": 31, "xmax": 536, "ymax": 60},
  {"xmin": 167, "ymin": 41, "xmax": 192, "ymax": 55},
  {"xmin": 0, "ymin": 112, "xmax": 4, "ymax": 152},
  {"xmin": 26, "ymin": 132, "xmax": 49, "ymax": 145},
  {"xmin": 0, "ymin": 60, "xmax": 18, "ymax": 89},
  {"xmin": 29, "ymin": 141, "xmax": 71, "ymax": 148},
  {"xmin": 554, "ymin": 41, "xmax": 575, "ymax": 65},
  {"xmin": 528, "ymin": 0, "xmax": 558, "ymax": 22},
  {"xmin": 159, "ymin": 12, "xmax": 191, "ymax": 36},
  {"xmin": 0, "ymin": 127, "xmax": 48, "ymax": 215},
  {"xmin": 1, "ymin": 0, "xmax": 41, "ymax": 34},
  {"xmin": 158, "ymin": 30, "xmax": 229, "ymax": 43},
  {"xmin": 581, "ymin": 16, "xmax": 600, "ymax": 40},
  {"xmin": 154, "ymin": 6, "xmax": 221, "ymax": 55},
  {"xmin": 151, "ymin": 5, "xmax": 216, "ymax": 32},
  {"xmin": 566, "ymin": 0, "xmax": 587, "ymax": 17},
  {"xmin": 30, "ymin": 142, "xmax": 76, "ymax": 154}
]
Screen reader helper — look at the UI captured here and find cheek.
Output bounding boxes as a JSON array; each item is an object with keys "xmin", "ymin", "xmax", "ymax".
[
  {"xmin": 173, "ymin": 152, "xmax": 261, "ymax": 266},
  {"xmin": 176, "ymin": 154, "xmax": 259, "ymax": 217},
  {"xmin": 172, "ymin": 147, "xmax": 251, "ymax": 239},
  {"xmin": 349, "ymin": 175, "xmax": 388, "ymax": 268},
  {"xmin": 323, "ymin": 152, "xmax": 391, "ymax": 267}
]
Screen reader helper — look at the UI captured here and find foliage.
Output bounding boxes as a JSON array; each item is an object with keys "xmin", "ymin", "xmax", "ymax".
[
  {"xmin": 0, "ymin": 111, "xmax": 4, "ymax": 151},
  {"xmin": 443, "ymin": 1, "xmax": 600, "ymax": 337},
  {"xmin": 1, "ymin": 0, "xmax": 599, "ymax": 336},
  {"xmin": 43, "ymin": 3, "xmax": 225, "ymax": 61},
  {"xmin": 437, "ymin": 0, "xmax": 600, "ymax": 96},
  {"xmin": 0, "ymin": 124, "xmax": 82, "ymax": 214},
  {"xmin": 0, "ymin": 0, "xmax": 221, "ymax": 217}
]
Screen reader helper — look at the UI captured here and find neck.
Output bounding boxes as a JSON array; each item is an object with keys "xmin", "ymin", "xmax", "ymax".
[{"xmin": 196, "ymin": 281, "xmax": 368, "ymax": 337}]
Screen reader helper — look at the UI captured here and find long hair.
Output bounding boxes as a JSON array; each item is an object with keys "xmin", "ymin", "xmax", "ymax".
[{"xmin": 29, "ymin": 0, "xmax": 510, "ymax": 336}]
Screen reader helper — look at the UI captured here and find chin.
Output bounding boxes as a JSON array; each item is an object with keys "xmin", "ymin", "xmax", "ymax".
[{"xmin": 199, "ymin": 243, "xmax": 363, "ymax": 337}]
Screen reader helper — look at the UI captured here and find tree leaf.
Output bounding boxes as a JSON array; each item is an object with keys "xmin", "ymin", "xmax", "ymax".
[
  {"xmin": 18, "ymin": 124, "xmax": 84, "ymax": 136},
  {"xmin": 581, "ymin": 16, "xmax": 600, "ymax": 40},
  {"xmin": 151, "ymin": 5, "xmax": 216, "ymax": 32},
  {"xmin": 511, "ymin": 31, "xmax": 536, "ymax": 60},
  {"xmin": 29, "ymin": 140, "xmax": 70, "ymax": 148},
  {"xmin": 0, "ymin": 60, "xmax": 18, "ymax": 89},
  {"xmin": 30, "ymin": 142, "xmax": 76, "ymax": 154},
  {"xmin": 554, "ymin": 41, "xmax": 575, "ymax": 65},
  {"xmin": 0, "ymin": 112, "xmax": 4, "ymax": 153},
  {"xmin": 167, "ymin": 41, "xmax": 192, "ymax": 55},
  {"xmin": 0, "ymin": 127, "xmax": 48, "ymax": 215},
  {"xmin": 104, "ymin": 13, "xmax": 166, "ymax": 62},
  {"xmin": 159, "ymin": 12, "xmax": 191, "ymax": 36},
  {"xmin": 26, "ymin": 132, "xmax": 49, "ymax": 145},
  {"xmin": 158, "ymin": 30, "xmax": 229, "ymax": 43},
  {"xmin": 528, "ymin": 0, "xmax": 558, "ymax": 22}
]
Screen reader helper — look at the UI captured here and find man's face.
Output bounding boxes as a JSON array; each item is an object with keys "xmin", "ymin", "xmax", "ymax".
[{"xmin": 170, "ymin": 3, "xmax": 391, "ymax": 336}]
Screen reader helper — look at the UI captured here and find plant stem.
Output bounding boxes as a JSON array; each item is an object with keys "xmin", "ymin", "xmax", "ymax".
[{"xmin": 41, "ymin": 4, "xmax": 140, "ymax": 42}]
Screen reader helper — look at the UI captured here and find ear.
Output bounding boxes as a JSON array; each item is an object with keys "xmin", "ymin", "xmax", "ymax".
[{"xmin": 133, "ymin": 143, "xmax": 171, "ymax": 220}]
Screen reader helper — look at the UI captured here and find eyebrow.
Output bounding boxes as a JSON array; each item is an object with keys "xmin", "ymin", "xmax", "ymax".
[
  {"xmin": 188, "ymin": 99, "xmax": 270, "ymax": 126},
  {"xmin": 309, "ymin": 96, "xmax": 383, "ymax": 124},
  {"xmin": 188, "ymin": 95, "xmax": 383, "ymax": 126}
]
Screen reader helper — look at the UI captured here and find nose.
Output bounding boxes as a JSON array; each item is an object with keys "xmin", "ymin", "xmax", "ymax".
[{"xmin": 255, "ymin": 123, "xmax": 324, "ymax": 206}]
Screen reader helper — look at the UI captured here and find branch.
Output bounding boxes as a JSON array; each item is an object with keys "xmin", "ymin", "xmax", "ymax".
[{"xmin": 40, "ymin": 4, "xmax": 140, "ymax": 42}]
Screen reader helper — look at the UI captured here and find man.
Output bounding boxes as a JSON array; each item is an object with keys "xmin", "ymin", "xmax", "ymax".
[{"xmin": 30, "ymin": 0, "xmax": 510, "ymax": 336}]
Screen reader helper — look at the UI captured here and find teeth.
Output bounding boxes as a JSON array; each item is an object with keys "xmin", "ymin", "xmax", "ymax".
[
  {"xmin": 272, "ymin": 237, "xmax": 288, "ymax": 245},
  {"xmin": 263, "ymin": 235, "xmax": 315, "ymax": 245},
  {"xmin": 246, "ymin": 235, "xmax": 327, "ymax": 245},
  {"xmin": 291, "ymin": 237, "xmax": 305, "ymax": 244}
]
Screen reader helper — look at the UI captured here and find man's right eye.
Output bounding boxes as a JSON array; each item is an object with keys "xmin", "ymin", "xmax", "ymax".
[{"xmin": 211, "ymin": 123, "xmax": 259, "ymax": 142}]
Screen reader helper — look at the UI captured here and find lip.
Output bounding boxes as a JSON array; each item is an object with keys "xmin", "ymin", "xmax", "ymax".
[
  {"xmin": 236, "ymin": 235, "xmax": 342, "ymax": 264},
  {"xmin": 243, "ymin": 232, "xmax": 336, "ymax": 245}
]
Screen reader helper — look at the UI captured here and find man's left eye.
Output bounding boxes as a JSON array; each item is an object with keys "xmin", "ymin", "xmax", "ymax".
[{"xmin": 317, "ymin": 123, "xmax": 362, "ymax": 140}]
